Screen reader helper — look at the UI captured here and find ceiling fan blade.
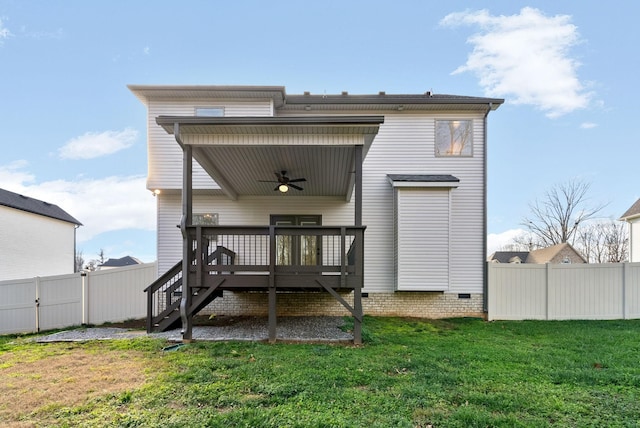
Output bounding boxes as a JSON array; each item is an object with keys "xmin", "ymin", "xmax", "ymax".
[
  {"xmin": 275, "ymin": 171, "xmax": 284, "ymax": 181},
  {"xmin": 258, "ymin": 180, "xmax": 278, "ymax": 183},
  {"xmin": 288, "ymin": 178, "xmax": 306, "ymax": 183},
  {"xmin": 289, "ymin": 183, "xmax": 304, "ymax": 191}
]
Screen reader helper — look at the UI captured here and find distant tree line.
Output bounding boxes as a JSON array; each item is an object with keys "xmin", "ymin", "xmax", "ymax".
[
  {"xmin": 75, "ymin": 248, "xmax": 106, "ymax": 272},
  {"xmin": 506, "ymin": 179, "xmax": 628, "ymax": 263}
]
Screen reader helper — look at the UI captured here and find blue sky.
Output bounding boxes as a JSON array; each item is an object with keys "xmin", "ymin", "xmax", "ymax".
[{"xmin": 1, "ymin": 1, "xmax": 638, "ymax": 264}]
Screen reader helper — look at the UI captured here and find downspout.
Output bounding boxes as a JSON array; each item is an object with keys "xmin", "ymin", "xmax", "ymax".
[
  {"xmin": 483, "ymin": 103, "xmax": 492, "ymax": 315},
  {"xmin": 74, "ymin": 224, "xmax": 79, "ymax": 272}
]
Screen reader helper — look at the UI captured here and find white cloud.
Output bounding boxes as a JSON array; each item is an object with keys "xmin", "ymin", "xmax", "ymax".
[
  {"xmin": 58, "ymin": 128, "xmax": 138, "ymax": 160},
  {"xmin": 487, "ymin": 228, "xmax": 526, "ymax": 254},
  {"xmin": 143, "ymin": 46, "xmax": 150, "ymax": 55},
  {"xmin": 580, "ymin": 122, "xmax": 597, "ymax": 129},
  {"xmin": 0, "ymin": 17, "xmax": 12, "ymax": 43},
  {"xmin": 0, "ymin": 160, "xmax": 34, "ymax": 186},
  {"xmin": 440, "ymin": 7, "xmax": 592, "ymax": 118},
  {"xmin": 0, "ymin": 163, "xmax": 155, "ymax": 243}
]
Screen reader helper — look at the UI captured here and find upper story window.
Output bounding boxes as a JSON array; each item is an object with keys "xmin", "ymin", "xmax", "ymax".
[
  {"xmin": 435, "ymin": 120, "xmax": 473, "ymax": 156},
  {"xmin": 195, "ymin": 107, "xmax": 224, "ymax": 117}
]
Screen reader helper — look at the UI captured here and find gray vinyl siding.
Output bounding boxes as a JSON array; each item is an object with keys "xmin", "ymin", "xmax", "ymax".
[
  {"xmin": 157, "ymin": 193, "xmax": 354, "ymax": 274},
  {"xmin": 154, "ymin": 108, "xmax": 487, "ymax": 294},
  {"xmin": 395, "ymin": 188, "xmax": 451, "ymax": 291},
  {"xmin": 147, "ymin": 100, "xmax": 273, "ymax": 191},
  {"xmin": 360, "ymin": 113, "xmax": 485, "ymax": 294}
]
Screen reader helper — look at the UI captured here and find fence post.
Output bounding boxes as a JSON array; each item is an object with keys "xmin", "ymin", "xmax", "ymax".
[
  {"xmin": 622, "ymin": 262, "xmax": 627, "ymax": 320},
  {"xmin": 81, "ymin": 271, "xmax": 89, "ymax": 325},
  {"xmin": 35, "ymin": 276, "xmax": 40, "ymax": 332},
  {"xmin": 545, "ymin": 263, "xmax": 550, "ymax": 320}
]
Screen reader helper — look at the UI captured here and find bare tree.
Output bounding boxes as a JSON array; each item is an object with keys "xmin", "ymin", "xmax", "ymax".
[
  {"xmin": 604, "ymin": 221, "xmax": 629, "ymax": 262},
  {"xmin": 97, "ymin": 249, "xmax": 106, "ymax": 265},
  {"xmin": 574, "ymin": 220, "xmax": 628, "ymax": 263},
  {"xmin": 75, "ymin": 251, "xmax": 85, "ymax": 272},
  {"xmin": 522, "ymin": 179, "xmax": 607, "ymax": 247}
]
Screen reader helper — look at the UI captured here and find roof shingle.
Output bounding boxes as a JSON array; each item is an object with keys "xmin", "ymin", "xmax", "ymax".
[{"xmin": 0, "ymin": 188, "xmax": 82, "ymax": 225}]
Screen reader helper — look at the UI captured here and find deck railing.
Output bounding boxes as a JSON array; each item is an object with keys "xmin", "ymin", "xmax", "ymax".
[
  {"xmin": 146, "ymin": 225, "xmax": 365, "ymax": 333},
  {"xmin": 186, "ymin": 225, "xmax": 365, "ymax": 289}
]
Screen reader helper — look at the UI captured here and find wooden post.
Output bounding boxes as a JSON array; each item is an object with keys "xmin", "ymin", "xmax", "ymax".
[
  {"xmin": 355, "ymin": 145, "xmax": 363, "ymax": 227},
  {"xmin": 353, "ymin": 145, "xmax": 363, "ymax": 344},
  {"xmin": 268, "ymin": 225, "xmax": 277, "ymax": 343},
  {"xmin": 179, "ymin": 130, "xmax": 194, "ymax": 342}
]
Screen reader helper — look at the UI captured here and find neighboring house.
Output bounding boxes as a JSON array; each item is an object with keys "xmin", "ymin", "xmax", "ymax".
[
  {"xmin": 489, "ymin": 243, "xmax": 587, "ymax": 264},
  {"xmin": 487, "ymin": 251, "xmax": 529, "ymax": 264},
  {"xmin": 129, "ymin": 85, "xmax": 503, "ymax": 342},
  {"xmin": 620, "ymin": 198, "xmax": 640, "ymax": 262},
  {"xmin": 99, "ymin": 256, "xmax": 143, "ymax": 270},
  {"xmin": 0, "ymin": 188, "xmax": 82, "ymax": 281}
]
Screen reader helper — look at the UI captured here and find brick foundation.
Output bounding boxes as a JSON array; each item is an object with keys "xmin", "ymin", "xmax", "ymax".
[{"xmin": 203, "ymin": 291, "xmax": 485, "ymax": 319}]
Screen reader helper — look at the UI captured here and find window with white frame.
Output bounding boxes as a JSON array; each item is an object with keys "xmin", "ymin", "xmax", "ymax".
[
  {"xmin": 195, "ymin": 107, "xmax": 224, "ymax": 117},
  {"xmin": 435, "ymin": 120, "xmax": 473, "ymax": 156}
]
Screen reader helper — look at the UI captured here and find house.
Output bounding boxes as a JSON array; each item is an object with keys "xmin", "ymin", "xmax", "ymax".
[
  {"xmin": 129, "ymin": 85, "xmax": 503, "ymax": 343},
  {"xmin": 0, "ymin": 188, "xmax": 82, "ymax": 281},
  {"xmin": 487, "ymin": 251, "xmax": 529, "ymax": 264},
  {"xmin": 488, "ymin": 243, "xmax": 587, "ymax": 264},
  {"xmin": 620, "ymin": 198, "xmax": 640, "ymax": 262},
  {"xmin": 99, "ymin": 256, "xmax": 143, "ymax": 270}
]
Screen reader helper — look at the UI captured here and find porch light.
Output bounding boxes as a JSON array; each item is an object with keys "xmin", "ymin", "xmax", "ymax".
[
  {"xmin": 278, "ymin": 184, "xmax": 289, "ymax": 193},
  {"xmin": 152, "ymin": 189, "xmax": 161, "ymax": 197}
]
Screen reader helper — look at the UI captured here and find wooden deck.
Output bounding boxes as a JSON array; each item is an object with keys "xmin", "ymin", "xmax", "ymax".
[{"xmin": 146, "ymin": 225, "xmax": 365, "ymax": 343}]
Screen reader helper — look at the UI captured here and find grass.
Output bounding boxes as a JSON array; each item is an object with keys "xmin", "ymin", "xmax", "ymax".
[{"xmin": 1, "ymin": 317, "xmax": 639, "ymax": 427}]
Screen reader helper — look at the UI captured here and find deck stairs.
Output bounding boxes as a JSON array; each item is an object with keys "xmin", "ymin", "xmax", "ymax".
[{"xmin": 145, "ymin": 246, "xmax": 235, "ymax": 333}]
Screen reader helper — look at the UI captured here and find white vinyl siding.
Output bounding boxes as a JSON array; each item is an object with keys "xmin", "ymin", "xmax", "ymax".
[
  {"xmin": 147, "ymin": 100, "xmax": 273, "ymax": 191},
  {"xmin": 153, "ymin": 108, "xmax": 488, "ymax": 295},
  {"xmin": 359, "ymin": 113, "xmax": 486, "ymax": 294},
  {"xmin": 0, "ymin": 206, "xmax": 76, "ymax": 280},
  {"xmin": 630, "ymin": 220, "xmax": 640, "ymax": 262},
  {"xmin": 395, "ymin": 188, "xmax": 451, "ymax": 291}
]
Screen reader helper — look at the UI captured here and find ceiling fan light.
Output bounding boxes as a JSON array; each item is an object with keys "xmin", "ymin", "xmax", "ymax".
[{"xmin": 278, "ymin": 184, "xmax": 289, "ymax": 193}]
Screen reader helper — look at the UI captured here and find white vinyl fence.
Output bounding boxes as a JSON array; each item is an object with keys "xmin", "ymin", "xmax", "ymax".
[
  {"xmin": 0, "ymin": 263, "xmax": 157, "ymax": 335},
  {"xmin": 488, "ymin": 262, "xmax": 640, "ymax": 321}
]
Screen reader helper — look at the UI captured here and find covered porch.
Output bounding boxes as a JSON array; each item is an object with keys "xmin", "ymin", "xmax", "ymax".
[{"xmin": 146, "ymin": 116, "xmax": 383, "ymax": 344}]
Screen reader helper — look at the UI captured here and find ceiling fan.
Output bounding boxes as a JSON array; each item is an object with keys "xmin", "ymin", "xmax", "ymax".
[{"xmin": 259, "ymin": 171, "xmax": 306, "ymax": 192}]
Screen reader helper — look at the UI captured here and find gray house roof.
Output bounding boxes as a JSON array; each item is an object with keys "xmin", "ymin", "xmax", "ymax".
[
  {"xmin": 620, "ymin": 198, "xmax": 640, "ymax": 221},
  {"xmin": 489, "ymin": 243, "xmax": 587, "ymax": 264},
  {"xmin": 101, "ymin": 256, "xmax": 142, "ymax": 268},
  {"xmin": 488, "ymin": 251, "xmax": 530, "ymax": 264},
  {"xmin": 129, "ymin": 85, "xmax": 505, "ymax": 112},
  {"xmin": 0, "ymin": 188, "xmax": 82, "ymax": 225}
]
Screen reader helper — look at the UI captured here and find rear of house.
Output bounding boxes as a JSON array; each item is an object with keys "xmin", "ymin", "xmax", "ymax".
[{"xmin": 130, "ymin": 85, "xmax": 502, "ymax": 336}]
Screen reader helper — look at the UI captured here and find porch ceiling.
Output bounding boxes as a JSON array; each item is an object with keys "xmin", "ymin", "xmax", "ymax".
[{"xmin": 156, "ymin": 116, "xmax": 384, "ymax": 200}]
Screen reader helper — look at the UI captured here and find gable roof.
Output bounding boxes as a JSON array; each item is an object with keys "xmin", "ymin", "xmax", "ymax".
[
  {"xmin": 489, "ymin": 243, "xmax": 587, "ymax": 264},
  {"xmin": 101, "ymin": 256, "xmax": 142, "ymax": 267},
  {"xmin": 620, "ymin": 198, "xmax": 640, "ymax": 221},
  {"xmin": 488, "ymin": 251, "xmax": 530, "ymax": 263},
  {"xmin": 0, "ymin": 188, "xmax": 82, "ymax": 225},
  {"xmin": 526, "ymin": 243, "xmax": 587, "ymax": 264}
]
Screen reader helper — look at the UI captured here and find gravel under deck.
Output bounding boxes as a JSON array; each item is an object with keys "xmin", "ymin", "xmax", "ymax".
[{"xmin": 34, "ymin": 316, "xmax": 354, "ymax": 343}]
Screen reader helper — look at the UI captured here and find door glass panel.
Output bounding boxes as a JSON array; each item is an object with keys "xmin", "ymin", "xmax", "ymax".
[
  {"xmin": 275, "ymin": 219, "xmax": 293, "ymax": 265},
  {"xmin": 300, "ymin": 220, "xmax": 318, "ymax": 265},
  {"xmin": 271, "ymin": 215, "xmax": 321, "ymax": 266}
]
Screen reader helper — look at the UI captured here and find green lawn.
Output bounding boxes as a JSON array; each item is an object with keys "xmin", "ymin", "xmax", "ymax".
[{"xmin": 2, "ymin": 317, "xmax": 640, "ymax": 427}]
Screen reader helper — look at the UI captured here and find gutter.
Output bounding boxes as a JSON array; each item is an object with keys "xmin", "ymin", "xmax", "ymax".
[{"xmin": 483, "ymin": 102, "xmax": 492, "ymax": 315}]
